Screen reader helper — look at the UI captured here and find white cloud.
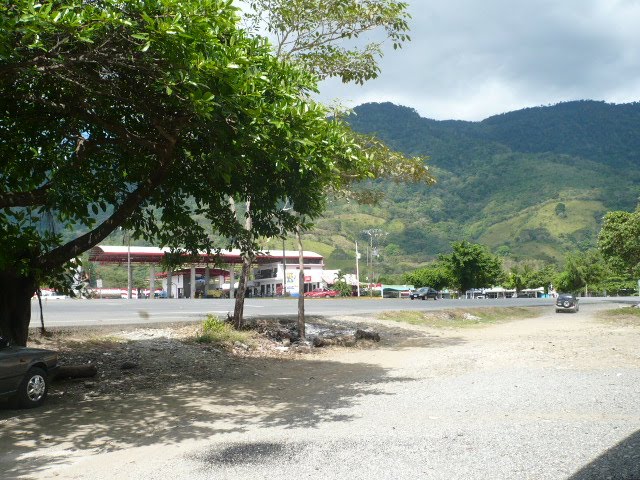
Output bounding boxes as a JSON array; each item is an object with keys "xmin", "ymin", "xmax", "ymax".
[{"xmin": 315, "ymin": 0, "xmax": 640, "ymax": 120}]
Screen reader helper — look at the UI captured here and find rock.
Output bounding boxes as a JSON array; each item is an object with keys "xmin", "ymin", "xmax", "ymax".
[
  {"xmin": 120, "ymin": 361, "xmax": 138, "ymax": 370},
  {"xmin": 355, "ymin": 329, "xmax": 381, "ymax": 342},
  {"xmin": 312, "ymin": 335, "xmax": 357, "ymax": 347}
]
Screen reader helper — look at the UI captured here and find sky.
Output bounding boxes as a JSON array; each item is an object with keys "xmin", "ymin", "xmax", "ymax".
[{"xmin": 314, "ymin": 0, "xmax": 640, "ymax": 121}]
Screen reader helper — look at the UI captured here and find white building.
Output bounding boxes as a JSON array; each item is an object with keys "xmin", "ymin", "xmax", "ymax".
[{"xmin": 250, "ymin": 250, "xmax": 325, "ymax": 297}]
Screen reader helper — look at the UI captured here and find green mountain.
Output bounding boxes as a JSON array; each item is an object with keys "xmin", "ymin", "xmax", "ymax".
[{"xmin": 303, "ymin": 100, "xmax": 640, "ymax": 274}]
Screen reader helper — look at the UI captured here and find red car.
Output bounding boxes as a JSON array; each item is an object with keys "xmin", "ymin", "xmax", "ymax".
[{"xmin": 304, "ymin": 288, "xmax": 339, "ymax": 298}]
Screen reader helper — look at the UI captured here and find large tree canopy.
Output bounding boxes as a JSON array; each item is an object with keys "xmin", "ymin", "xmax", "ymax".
[
  {"xmin": 598, "ymin": 208, "xmax": 640, "ymax": 278},
  {"xmin": 0, "ymin": 0, "xmax": 387, "ymax": 344}
]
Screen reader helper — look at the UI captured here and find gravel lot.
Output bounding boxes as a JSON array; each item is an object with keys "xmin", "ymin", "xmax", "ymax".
[{"xmin": 1, "ymin": 302, "xmax": 639, "ymax": 479}]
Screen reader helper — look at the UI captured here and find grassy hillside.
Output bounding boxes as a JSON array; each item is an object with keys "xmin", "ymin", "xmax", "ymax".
[{"xmin": 300, "ymin": 101, "xmax": 640, "ymax": 274}]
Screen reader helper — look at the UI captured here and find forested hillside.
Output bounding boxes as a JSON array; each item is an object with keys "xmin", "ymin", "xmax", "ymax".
[{"xmin": 304, "ymin": 100, "xmax": 640, "ymax": 274}]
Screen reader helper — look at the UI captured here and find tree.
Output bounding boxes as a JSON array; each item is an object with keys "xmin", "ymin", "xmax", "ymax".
[
  {"xmin": 0, "ymin": 0, "xmax": 385, "ymax": 345},
  {"xmin": 555, "ymin": 250, "xmax": 607, "ymax": 294},
  {"xmin": 240, "ymin": 0, "xmax": 429, "ymax": 337},
  {"xmin": 598, "ymin": 208, "xmax": 640, "ymax": 277},
  {"xmin": 244, "ymin": 0, "xmax": 411, "ymax": 85},
  {"xmin": 554, "ymin": 202, "xmax": 567, "ymax": 218},
  {"xmin": 403, "ymin": 263, "xmax": 451, "ymax": 290},
  {"xmin": 438, "ymin": 241, "xmax": 504, "ymax": 293},
  {"xmin": 504, "ymin": 263, "xmax": 558, "ymax": 293}
]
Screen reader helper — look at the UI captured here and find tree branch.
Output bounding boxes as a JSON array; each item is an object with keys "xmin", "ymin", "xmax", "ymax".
[{"xmin": 37, "ymin": 145, "xmax": 176, "ymax": 270}]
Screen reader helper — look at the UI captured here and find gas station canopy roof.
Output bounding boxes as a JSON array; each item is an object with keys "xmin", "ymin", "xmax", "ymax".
[{"xmin": 88, "ymin": 245, "xmax": 323, "ymax": 265}]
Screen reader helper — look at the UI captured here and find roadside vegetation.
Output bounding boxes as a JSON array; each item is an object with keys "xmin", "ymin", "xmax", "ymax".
[
  {"xmin": 597, "ymin": 307, "xmax": 640, "ymax": 327},
  {"xmin": 378, "ymin": 307, "xmax": 541, "ymax": 329},
  {"xmin": 195, "ymin": 315, "xmax": 255, "ymax": 347}
]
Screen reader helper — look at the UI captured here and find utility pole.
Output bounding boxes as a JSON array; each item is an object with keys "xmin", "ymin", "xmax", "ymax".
[
  {"xmin": 282, "ymin": 236, "xmax": 287, "ymax": 296},
  {"xmin": 362, "ymin": 229, "xmax": 388, "ymax": 297},
  {"xmin": 355, "ymin": 240, "xmax": 361, "ymax": 297}
]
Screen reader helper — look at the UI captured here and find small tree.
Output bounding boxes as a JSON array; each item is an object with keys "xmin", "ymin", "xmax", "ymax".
[
  {"xmin": 438, "ymin": 241, "xmax": 504, "ymax": 293},
  {"xmin": 555, "ymin": 203, "xmax": 567, "ymax": 218}
]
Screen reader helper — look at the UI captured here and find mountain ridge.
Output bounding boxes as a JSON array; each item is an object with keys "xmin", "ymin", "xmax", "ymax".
[{"xmin": 306, "ymin": 100, "xmax": 640, "ymax": 274}]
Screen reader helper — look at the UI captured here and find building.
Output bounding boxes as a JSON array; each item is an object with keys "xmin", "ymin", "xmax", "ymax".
[{"xmin": 88, "ymin": 245, "xmax": 327, "ymax": 298}]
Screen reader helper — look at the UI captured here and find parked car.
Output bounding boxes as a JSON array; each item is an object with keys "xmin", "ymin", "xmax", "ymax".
[
  {"xmin": 0, "ymin": 337, "xmax": 59, "ymax": 408},
  {"xmin": 304, "ymin": 288, "xmax": 339, "ymax": 298},
  {"xmin": 409, "ymin": 287, "xmax": 438, "ymax": 300},
  {"xmin": 555, "ymin": 293, "xmax": 579, "ymax": 313}
]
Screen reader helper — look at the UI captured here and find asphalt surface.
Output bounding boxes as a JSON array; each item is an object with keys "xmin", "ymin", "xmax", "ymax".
[{"xmin": 30, "ymin": 296, "xmax": 631, "ymax": 328}]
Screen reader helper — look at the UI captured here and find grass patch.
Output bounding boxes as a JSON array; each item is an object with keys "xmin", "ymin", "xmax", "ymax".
[
  {"xmin": 195, "ymin": 314, "xmax": 255, "ymax": 346},
  {"xmin": 378, "ymin": 307, "xmax": 540, "ymax": 329},
  {"xmin": 597, "ymin": 307, "xmax": 640, "ymax": 327}
]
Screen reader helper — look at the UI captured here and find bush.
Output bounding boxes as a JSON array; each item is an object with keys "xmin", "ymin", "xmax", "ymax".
[{"xmin": 196, "ymin": 315, "xmax": 253, "ymax": 346}]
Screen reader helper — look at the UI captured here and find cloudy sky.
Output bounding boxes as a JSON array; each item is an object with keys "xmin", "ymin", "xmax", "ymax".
[{"xmin": 315, "ymin": 0, "xmax": 640, "ymax": 121}]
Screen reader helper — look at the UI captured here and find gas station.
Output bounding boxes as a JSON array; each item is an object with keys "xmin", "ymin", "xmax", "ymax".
[{"xmin": 88, "ymin": 245, "xmax": 327, "ymax": 299}]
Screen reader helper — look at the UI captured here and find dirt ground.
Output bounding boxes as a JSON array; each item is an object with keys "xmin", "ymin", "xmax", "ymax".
[{"xmin": 1, "ymin": 303, "xmax": 639, "ymax": 479}]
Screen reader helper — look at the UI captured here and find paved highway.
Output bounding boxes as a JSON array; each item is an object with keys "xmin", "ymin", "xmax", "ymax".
[{"xmin": 30, "ymin": 296, "xmax": 634, "ymax": 328}]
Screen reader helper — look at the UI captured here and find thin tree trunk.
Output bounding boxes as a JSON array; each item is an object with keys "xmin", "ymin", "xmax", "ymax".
[
  {"xmin": 232, "ymin": 198, "xmax": 252, "ymax": 329},
  {"xmin": 0, "ymin": 271, "xmax": 37, "ymax": 346},
  {"xmin": 36, "ymin": 288, "xmax": 46, "ymax": 335},
  {"xmin": 233, "ymin": 255, "xmax": 252, "ymax": 329},
  {"xmin": 296, "ymin": 226, "xmax": 305, "ymax": 341}
]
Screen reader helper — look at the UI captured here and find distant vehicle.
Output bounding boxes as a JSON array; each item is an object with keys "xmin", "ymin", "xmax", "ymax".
[
  {"xmin": 409, "ymin": 287, "xmax": 438, "ymax": 300},
  {"xmin": 0, "ymin": 337, "xmax": 59, "ymax": 408},
  {"xmin": 555, "ymin": 293, "xmax": 579, "ymax": 313},
  {"xmin": 304, "ymin": 288, "xmax": 339, "ymax": 298}
]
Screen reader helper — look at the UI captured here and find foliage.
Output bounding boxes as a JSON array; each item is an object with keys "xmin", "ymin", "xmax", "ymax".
[
  {"xmin": 598, "ymin": 208, "xmax": 640, "ymax": 277},
  {"xmin": 503, "ymin": 263, "xmax": 557, "ymax": 292},
  {"xmin": 332, "ymin": 271, "xmax": 354, "ymax": 297},
  {"xmin": 244, "ymin": 0, "xmax": 411, "ymax": 85},
  {"xmin": 555, "ymin": 203, "xmax": 567, "ymax": 218},
  {"xmin": 196, "ymin": 315, "xmax": 253, "ymax": 346},
  {"xmin": 437, "ymin": 241, "xmax": 504, "ymax": 292},
  {"xmin": 554, "ymin": 250, "xmax": 608, "ymax": 293},
  {"xmin": 0, "ymin": 0, "xmax": 382, "ymax": 288},
  {"xmin": 403, "ymin": 263, "xmax": 451, "ymax": 290}
]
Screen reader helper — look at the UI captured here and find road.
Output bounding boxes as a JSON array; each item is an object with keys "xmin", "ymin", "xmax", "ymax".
[
  {"xmin": 5, "ymin": 301, "xmax": 639, "ymax": 479},
  {"xmin": 30, "ymin": 295, "xmax": 634, "ymax": 327}
]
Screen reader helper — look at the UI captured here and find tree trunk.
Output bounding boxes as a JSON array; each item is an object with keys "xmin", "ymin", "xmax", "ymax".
[
  {"xmin": 231, "ymin": 197, "xmax": 252, "ymax": 330},
  {"xmin": 296, "ymin": 227, "xmax": 306, "ymax": 341},
  {"xmin": 56, "ymin": 364, "xmax": 98, "ymax": 379},
  {"xmin": 0, "ymin": 271, "xmax": 37, "ymax": 346},
  {"xmin": 233, "ymin": 254, "xmax": 252, "ymax": 330}
]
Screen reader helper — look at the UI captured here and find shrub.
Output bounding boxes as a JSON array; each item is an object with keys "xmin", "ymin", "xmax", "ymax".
[{"xmin": 196, "ymin": 315, "xmax": 253, "ymax": 346}]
